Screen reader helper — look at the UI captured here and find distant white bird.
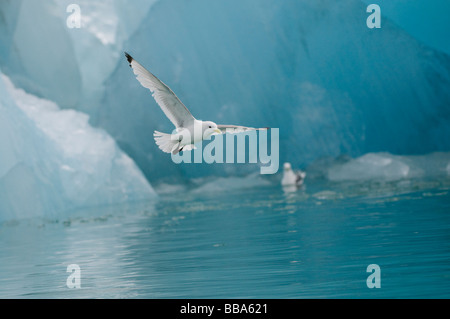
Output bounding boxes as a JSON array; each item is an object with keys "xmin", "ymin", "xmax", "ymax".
[
  {"xmin": 125, "ymin": 52, "xmax": 268, "ymax": 155},
  {"xmin": 281, "ymin": 163, "xmax": 306, "ymax": 186}
]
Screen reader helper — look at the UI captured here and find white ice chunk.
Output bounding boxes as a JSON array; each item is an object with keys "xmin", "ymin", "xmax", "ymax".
[
  {"xmin": 0, "ymin": 73, "xmax": 156, "ymax": 222},
  {"xmin": 191, "ymin": 173, "xmax": 271, "ymax": 194},
  {"xmin": 328, "ymin": 152, "xmax": 450, "ymax": 182},
  {"xmin": 328, "ymin": 153, "xmax": 411, "ymax": 182}
]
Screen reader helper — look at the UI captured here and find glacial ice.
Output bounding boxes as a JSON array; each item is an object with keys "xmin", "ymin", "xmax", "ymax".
[
  {"xmin": 0, "ymin": 72, "xmax": 156, "ymax": 222},
  {"xmin": 328, "ymin": 152, "xmax": 450, "ymax": 182},
  {"xmin": 190, "ymin": 173, "xmax": 271, "ymax": 194},
  {"xmin": 0, "ymin": 0, "xmax": 449, "ymax": 219},
  {"xmin": 97, "ymin": 0, "xmax": 450, "ymax": 181},
  {"xmin": 0, "ymin": 0, "xmax": 156, "ymax": 111},
  {"xmin": 1, "ymin": 0, "xmax": 449, "ymax": 183}
]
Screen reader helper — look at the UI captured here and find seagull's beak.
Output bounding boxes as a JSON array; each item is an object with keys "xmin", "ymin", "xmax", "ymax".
[{"xmin": 213, "ymin": 129, "xmax": 222, "ymax": 135}]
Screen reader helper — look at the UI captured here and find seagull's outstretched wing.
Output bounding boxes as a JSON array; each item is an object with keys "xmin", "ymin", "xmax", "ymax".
[
  {"xmin": 125, "ymin": 52, "xmax": 195, "ymax": 128},
  {"xmin": 217, "ymin": 125, "xmax": 269, "ymax": 134}
]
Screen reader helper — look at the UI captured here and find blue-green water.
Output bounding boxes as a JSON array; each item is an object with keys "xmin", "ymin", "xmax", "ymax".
[{"xmin": 0, "ymin": 178, "xmax": 449, "ymax": 298}]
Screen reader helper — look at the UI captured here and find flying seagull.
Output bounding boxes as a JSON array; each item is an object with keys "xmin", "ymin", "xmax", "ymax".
[{"xmin": 124, "ymin": 52, "xmax": 268, "ymax": 155}]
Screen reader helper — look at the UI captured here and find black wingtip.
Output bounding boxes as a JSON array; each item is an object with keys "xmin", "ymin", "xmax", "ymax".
[{"xmin": 124, "ymin": 52, "xmax": 133, "ymax": 64}]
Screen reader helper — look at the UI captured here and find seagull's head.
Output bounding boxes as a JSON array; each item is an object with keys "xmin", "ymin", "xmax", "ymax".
[
  {"xmin": 283, "ymin": 163, "xmax": 292, "ymax": 171},
  {"xmin": 202, "ymin": 121, "xmax": 221, "ymax": 138}
]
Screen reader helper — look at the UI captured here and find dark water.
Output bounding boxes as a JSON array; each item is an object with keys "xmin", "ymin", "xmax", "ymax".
[{"xmin": 0, "ymin": 178, "xmax": 449, "ymax": 298}]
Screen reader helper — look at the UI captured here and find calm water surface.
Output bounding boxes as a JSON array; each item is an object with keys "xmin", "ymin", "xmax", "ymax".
[{"xmin": 0, "ymin": 178, "xmax": 449, "ymax": 298}]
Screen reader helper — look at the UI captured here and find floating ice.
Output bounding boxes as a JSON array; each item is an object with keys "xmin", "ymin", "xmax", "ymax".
[
  {"xmin": 328, "ymin": 152, "xmax": 450, "ymax": 182},
  {"xmin": 0, "ymin": 73, "xmax": 156, "ymax": 222},
  {"xmin": 190, "ymin": 173, "xmax": 271, "ymax": 194}
]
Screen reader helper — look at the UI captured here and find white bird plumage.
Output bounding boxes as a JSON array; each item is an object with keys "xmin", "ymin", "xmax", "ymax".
[
  {"xmin": 125, "ymin": 52, "xmax": 268, "ymax": 155},
  {"xmin": 281, "ymin": 162, "xmax": 306, "ymax": 187}
]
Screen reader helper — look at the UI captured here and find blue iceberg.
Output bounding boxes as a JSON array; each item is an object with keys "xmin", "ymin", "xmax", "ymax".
[
  {"xmin": 0, "ymin": 0, "xmax": 449, "ymax": 220},
  {"xmin": 97, "ymin": 0, "xmax": 450, "ymax": 180},
  {"xmin": 0, "ymin": 73, "xmax": 156, "ymax": 222}
]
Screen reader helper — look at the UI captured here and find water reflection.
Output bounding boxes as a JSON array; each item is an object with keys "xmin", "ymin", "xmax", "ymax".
[{"xmin": 0, "ymin": 180, "xmax": 449, "ymax": 298}]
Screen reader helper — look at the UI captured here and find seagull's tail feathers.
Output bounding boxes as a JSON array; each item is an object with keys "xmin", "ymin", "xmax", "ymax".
[
  {"xmin": 154, "ymin": 131, "xmax": 183, "ymax": 155},
  {"xmin": 295, "ymin": 171, "xmax": 306, "ymax": 185}
]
